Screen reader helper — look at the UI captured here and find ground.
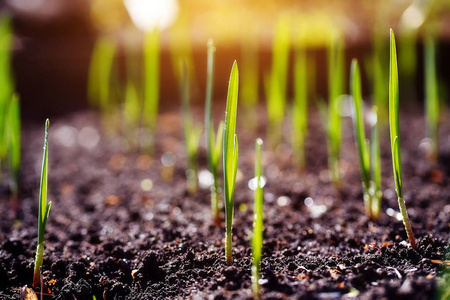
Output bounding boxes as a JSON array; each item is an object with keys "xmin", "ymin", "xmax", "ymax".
[{"xmin": 0, "ymin": 106, "xmax": 449, "ymax": 299}]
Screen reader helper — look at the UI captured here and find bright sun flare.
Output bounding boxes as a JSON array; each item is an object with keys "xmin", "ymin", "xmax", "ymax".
[{"xmin": 124, "ymin": 0, "xmax": 179, "ymax": 31}]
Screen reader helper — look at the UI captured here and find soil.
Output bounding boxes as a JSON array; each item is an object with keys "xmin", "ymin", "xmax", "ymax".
[{"xmin": 0, "ymin": 106, "xmax": 449, "ymax": 300}]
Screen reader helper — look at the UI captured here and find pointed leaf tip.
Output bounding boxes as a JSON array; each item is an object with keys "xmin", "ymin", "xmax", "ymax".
[{"xmin": 390, "ymin": 28, "xmax": 395, "ymax": 39}]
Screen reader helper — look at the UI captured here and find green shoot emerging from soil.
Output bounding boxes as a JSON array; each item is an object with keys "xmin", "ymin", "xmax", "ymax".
[
  {"xmin": 292, "ymin": 46, "xmax": 308, "ymax": 171},
  {"xmin": 327, "ymin": 34, "xmax": 344, "ymax": 187},
  {"xmin": 204, "ymin": 39, "xmax": 224, "ymax": 226},
  {"xmin": 223, "ymin": 61, "xmax": 239, "ymax": 264},
  {"xmin": 424, "ymin": 35, "xmax": 439, "ymax": 163},
  {"xmin": 7, "ymin": 94, "xmax": 20, "ymax": 209},
  {"xmin": 180, "ymin": 61, "xmax": 202, "ymax": 195},
  {"xmin": 389, "ymin": 29, "xmax": 416, "ymax": 249},
  {"xmin": 252, "ymin": 138, "xmax": 264, "ymax": 298},
  {"xmin": 143, "ymin": 29, "xmax": 160, "ymax": 153},
  {"xmin": 33, "ymin": 119, "xmax": 52, "ymax": 287},
  {"xmin": 350, "ymin": 59, "xmax": 382, "ymax": 219},
  {"xmin": 266, "ymin": 18, "xmax": 290, "ymax": 148}
]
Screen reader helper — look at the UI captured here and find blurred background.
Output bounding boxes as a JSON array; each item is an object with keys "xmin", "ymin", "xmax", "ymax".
[{"xmin": 2, "ymin": 0, "xmax": 450, "ymax": 121}]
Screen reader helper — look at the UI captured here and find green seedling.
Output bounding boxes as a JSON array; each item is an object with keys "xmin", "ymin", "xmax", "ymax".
[
  {"xmin": 371, "ymin": 109, "xmax": 382, "ymax": 219},
  {"xmin": 7, "ymin": 94, "xmax": 20, "ymax": 211},
  {"xmin": 251, "ymin": 138, "xmax": 264, "ymax": 298},
  {"xmin": 204, "ymin": 39, "xmax": 224, "ymax": 225},
  {"xmin": 223, "ymin": 61, "xmax": 239, "ymax": 264},
  {"xmin": 389, "ymin": 29, "xmax": 416, "ymax": 249},
  {"xmin": 327, "ymin": 34, "xmax": 345, "ymax": 187},
  {"xmin": 398, "ymin": 24, "xmax": 417, "ymax": 94},
  {"xmin": 424, "ymin": 35, "xmax": 439, "ymax": 163},
  {"xmin": 240, "ymin": 32, "xmax": 259, "ymax": 131},
  {"xmin": 307, "ymin": 52, "xmax": 316, "ymax": 103},
  {"xmin": 87, "ymin": 36, "xmax": 118, "ymax": 136},
  {"xmin": 350, "ymin": 59, "xmax": 382, "ymax": 220},
  {"xmin": 33, "ymin": 119, "xmax": 52, "ymax": 287},
  {"xmin": 170, "ymin": 16, "xmax": 198, "ymax": 96},
  {"xmin": 123, "ymin": 81, "xmax": 140, "ymax": 131},
  {"xmin": 180, "ymin": 61, "xmax": 202, "ymax": 195},
  {"xmin": 122, "ymin": 81, "xmax": 141, "ymax": 150},
  {"xmin": 0, "ymin": 16, "xmax": 13, "ymax": 175},
  {"xmin": 265, "ymin": 18, "xmax": 290, "ymax": 148},
  {"xmin": 292, "ymin": 46, "xmax": 308, "ymax": 171},
  {"xmin": 87, "ymin": 36, "xmax": 116, "ymax": 111},
  {"xmin": 143, "ymin": 29, "xmax": 160, "ymax": 153}
]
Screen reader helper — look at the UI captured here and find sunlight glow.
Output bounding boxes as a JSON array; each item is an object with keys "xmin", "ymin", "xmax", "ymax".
[
  {"xmin": 400, "ymin": 5, "xmax": 424, "ymax": 30},
  {"xmin": 124, "ymin": 0, "xmax": 179, "ymax": 31}
]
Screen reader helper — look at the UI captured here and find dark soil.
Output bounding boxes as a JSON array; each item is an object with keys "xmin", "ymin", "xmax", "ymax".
[{"xmin": 0, "ymin": 107, "xmax": 449, "ymax": 299}]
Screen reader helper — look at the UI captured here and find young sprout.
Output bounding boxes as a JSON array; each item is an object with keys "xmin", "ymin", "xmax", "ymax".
[
  {"xmin": 123, "ymin": 81, "xmax": 140, "ymax": 145},
  {"xmin": 180, "ymin": 61, "xmax": 202, "ymax": 195},
  {"xmin": 169, "ymin": 17, "xmax": 197, "ymax": 87},
  {"xmin": 87, "ymin": 36, "xmax": 117, "ymax": 135},
  {"xmin": 389, "ymin": 29, "xmax": 416, "ymax": 249},
  {"xmin": 371, "ymin": 109, "xmax": 382, "ymax": 219},
  {"xmin": 266, "ymin": 18, "xmax": 290, "ymax": 148},
  {"xmin": 398, "ymin": 26, "xmax": 417, "ymax": 93},
  {"xmin": 252, "ymin": 138, "xmax": 264, "ymax": 298},
  {"xmin": 33, "ymin": 119, "xmax": 52, "ymax": 287},
  {"xmin": 350, "ymin": 59, "xmax": 382, "ymax": 219},
  {"xmin": 223, "ymin": 61, "xmax": 239, "ymax": 264},
  {"xmin": 204, "ymin": 39, "xmax": 224, "ymax": 225},
  {"xmin": 143, "ymin": 29, "xmax": 160, "ymax": 154},
  {"xmin": 327, "ymin": 34, "xmax": 345, "ymax": 187},
  {"xmin": 7, "ymin": 95, "xmax": 20, "ymax": 211},
  {"xmin": 87, "ymin": 36, "xmax": 116, "ymax": 111},
  {"xmin": 292, "ymin": 46, "xmax": 308, "ymax": 171},
  {"xmin": 424, "ymin": 35, "xmax": 439, "ymax": 163},
  {"xmin": 0, "ymin": 16, "xmax": 13, "ymax": 176}
]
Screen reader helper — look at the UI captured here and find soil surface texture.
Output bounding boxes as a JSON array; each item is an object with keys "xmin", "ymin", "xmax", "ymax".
[{"xmin": 0, "ymin": 107, "xmax": 449, "ymax": 300}]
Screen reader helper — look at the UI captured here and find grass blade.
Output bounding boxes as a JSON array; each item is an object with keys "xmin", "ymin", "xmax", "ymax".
[
  {"xmin": 124, "ymin": 81, "xmax": 140, "ymax": 128},
  {"xmin": 0, "ymin": 16, "xmax": 13, "ymax": 170},
  {"xmin": 327, "ymin": 34, "xmax": 344, "ymax": 186},
  {"xmin": 266, "ymin": 18, "xmax": 290, "ymax": 147},
  {"xmin": 292, "ymin": 46, "xmax": 308, "ymax": 171},
  {"xmin": 389, "ymin": 30, "xmax": 402, "ymax": 199},
  {"xmin": 252, "ymin": 138, "xmax": 264, "ymax": 298},
  {"xmin": 180, "ymin": 61, "xmax": 202, "ymax": 195},
  {"xmin": 351, "ymin": 59, "xmax": 374, "ymax": 217},
  {"xmin": 143, "ymin": 29, "xmax": 160, "ymax": 153},
  {"xmin": 350, "ymin": 59, "xmax": 370, "ymax": 189},
  {"xmin": 223, "ymin": 61, "xmax": 239, "ymax": 264},
  {"xmin": 33, "ymin": 119, "xmax": 52, "ymax": 287},
  {"xmin": 371, "ymin": 108, "xmax": 382, "ymax": 219},
  {"xmin": 424, "ymin": 35, "xmax": 439, "ymax": 162},
  {"xmin": 88, "ymin": 37, "xmax": 116, "ymax": 111},
  {"xmin": 7, "ymin": 95, "xmax": 20, "ymax": 206},
  {"xmin": 205, "ymin": 39, "xmax": 216, "ymax": 166},
  {"xmin": 204, "ymin": 39, "xmax": 224, "ymax": 223},
  {"xmin": 389, "ymin": 29, "xmax": 416, "ymax": 249}
]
